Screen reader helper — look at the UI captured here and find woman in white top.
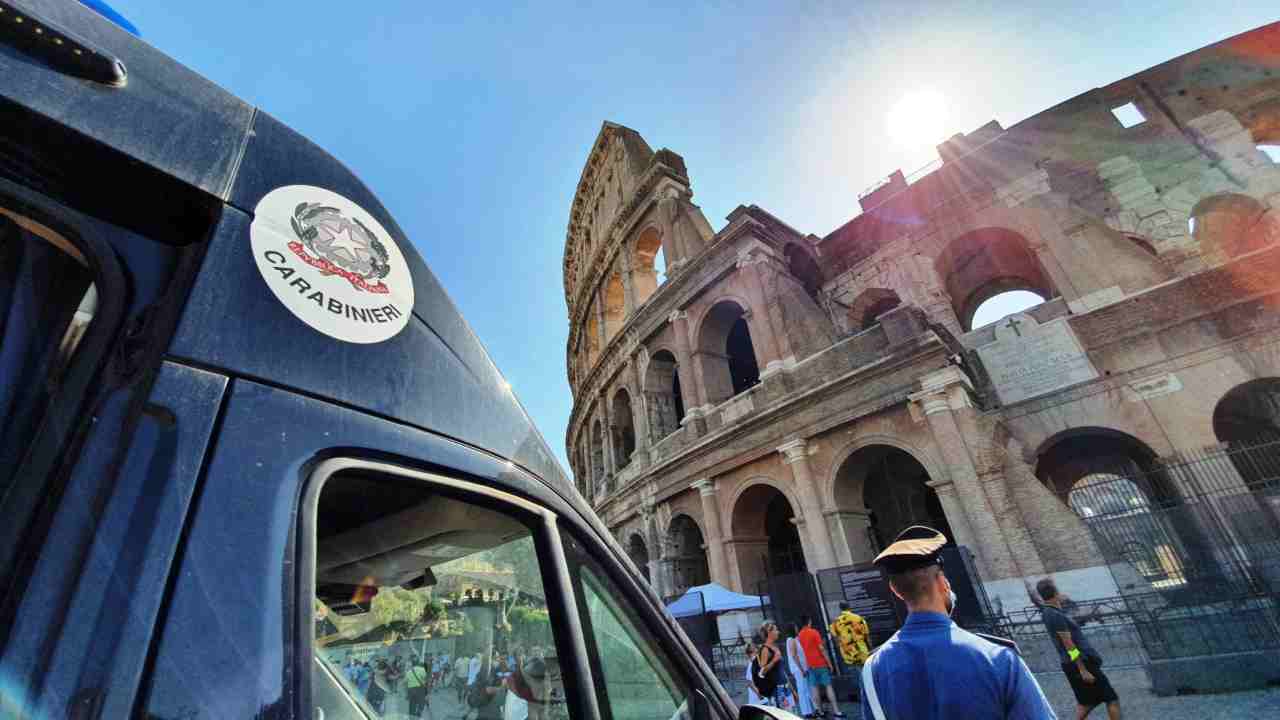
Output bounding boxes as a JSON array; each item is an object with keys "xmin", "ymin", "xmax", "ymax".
[
  {"xmin": 744, "ymin": 643, "xmax": 761, "ymax": 705},
  {"xmin": 786, "ymin": 623, "xmax": 815, "ymax": 717}
]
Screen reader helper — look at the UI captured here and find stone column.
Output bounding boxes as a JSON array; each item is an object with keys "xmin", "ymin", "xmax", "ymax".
[
  {"xmin": 909, "ymin": 367, "xmax": 1017, "ymax": 581},
  {"xmin": 641, "ymin": 501, "xmax": 664, "ymax": 595},
  {"xmin": 692, "ymin": 478, "xmax": 731, "ymax": 587},
  {"xmin": 618, "ymin": 252, "xmax": 637, "ymax": 317},
  {"xmin": 778, "ymin": 439, "xmax": 838, "ymax": 570},
  {"xmin": 600, "ymin": 392, "xmax": 616, "ymax": 482},
  {"xmin": 669, "ymin": 310, "xmax": 708, "ymax": 434},
  {"xmin": 736, "ymin": 250, "xmax": 787, "ymax": 377},
  {"xmin": 826, "ymin": 510, "xmax": 875, "ymax": 565},
  {"xmin": 624, "ymin": 353, "xmax": 650, "ymax": 469},
  {"xmin": 594, "ymin": 288, "xmax": 608, "ymax": 351}
]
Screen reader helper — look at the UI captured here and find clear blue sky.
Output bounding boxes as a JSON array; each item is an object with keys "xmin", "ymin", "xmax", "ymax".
[{"xmin": 109, "ymin": 1, "xmax": 1277, "ymax": 472}]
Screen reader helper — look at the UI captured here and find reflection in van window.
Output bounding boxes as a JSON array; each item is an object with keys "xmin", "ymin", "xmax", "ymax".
[
  {"xmin": 311, "ymin": 472, "xmax": 568, "ymax": 720},
  {"xmin": 0, "ymin": 211, "xmax": 94, "ymax": 499},
  {"xmin": 568, "ymin": 535, "xmax": 692, "ymax": 720}
]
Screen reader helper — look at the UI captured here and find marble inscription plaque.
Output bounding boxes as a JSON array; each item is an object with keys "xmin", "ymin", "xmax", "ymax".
[{"xmin": 977, "ymin": 314, "xmax": 1099, "ymax": 405}]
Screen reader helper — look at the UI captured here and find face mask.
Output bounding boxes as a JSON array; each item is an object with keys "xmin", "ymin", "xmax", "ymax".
[{"xmin": 945, "ymin": 586, "xmax": 958, "ymax": 617}]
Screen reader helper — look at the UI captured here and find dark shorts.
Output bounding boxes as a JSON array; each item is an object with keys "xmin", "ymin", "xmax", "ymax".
[{"xmin": 1063, "ymin": 657, "xmax": 1119, "ymax": 707}]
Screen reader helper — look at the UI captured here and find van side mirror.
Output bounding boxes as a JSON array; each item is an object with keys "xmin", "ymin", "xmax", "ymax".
[{"xmin": 738, "ymin": 704, "xmax": 805, "ymax": 720}]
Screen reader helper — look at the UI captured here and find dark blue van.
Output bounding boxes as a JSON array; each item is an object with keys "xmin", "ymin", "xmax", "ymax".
[{"xmin": 0, "ymin": 3, "xmax": 747, "ymax": 718}]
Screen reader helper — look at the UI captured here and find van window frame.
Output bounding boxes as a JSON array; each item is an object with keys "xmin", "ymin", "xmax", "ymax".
[
  {"xmin": 0, "ymin": 178, "xmax": 128, "ymax": 625},
  {"xmin": 295, "ymin": 457, "xmax": 605, "ymax": 720},
  {"xmin": 559, "ymin": 529, "xmax": 732, "ymax": 720}
]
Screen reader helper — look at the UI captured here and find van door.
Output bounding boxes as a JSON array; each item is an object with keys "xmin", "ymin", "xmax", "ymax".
[
  {"xmin": 0, "ymin": 174, "xmax": 225, "ymax": 718},
  {"xmin": 138, "ymin": 379, "xmax": 737, "ymax": 720}
]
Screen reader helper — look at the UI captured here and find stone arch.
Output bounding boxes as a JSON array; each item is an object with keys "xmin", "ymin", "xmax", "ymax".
[
  {"xmin": 934, "ymin": 227, "xmax": 1054, "ymax": 331},
  {"xmin": 1213, "ymin": 379, "xmax": 1280, "ymax": 503},
  {"xmin": 631, "ymin": 225, "xmax": 664, "ymax": 307},
  {"xmin": 611, "ymin": 387, "xmax": 637, "ymax": 468},
  {"xmin": 847, "ymin": 288, "xmax": 902, "ymax": 332},
  {"xmin": 1189, "ymin": 193, "xmax": 1271, "ymax": 260},
  {"xmin": 695, "ymin": 298, "xmax": 761, "ymax": 404},
  {"xmin": 602, "ymin": 272, "xmax": 626, "ymax": 340},
  {"xmin": 783, "ymin": 243, "xmax": 823, "ymax": 302},
  {"xmin": 729, "ymin": 479, "xmax": 807, "ymax": 590},
  {"xmin": 627, "ymin": 532, "xmax": 651, "ymax": 582},
  {"xmin": 643, "ymin": 349, "xmax": 684, "ymax": 443},
  {"xmin": 666, "ymin": 513, "xmax": 710, "ymax": 595},
  {"xmin": 823, "ymin": 434, "xmax": 948, "ymax": 510},
  {"xmin": 1034, "ymin": 427, "xmax": 1206, "ymax": 586},
  {"xmin": 1214, "ymin": 378, "xmax": 1280, "ymax": 447},
  {"xmin": 830, "ymin": 442, "xmax": 953, "ymax": 558}
]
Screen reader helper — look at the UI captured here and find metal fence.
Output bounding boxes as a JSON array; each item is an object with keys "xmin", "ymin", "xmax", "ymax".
[{"xmin": 1055, "ymin": 439, "xmax": 1280, "ymax": 598}]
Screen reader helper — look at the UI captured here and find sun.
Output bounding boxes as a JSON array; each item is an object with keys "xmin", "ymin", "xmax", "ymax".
[{"xmin": 887, "ymin": 90, "xmax": 949, "ymax": 148}]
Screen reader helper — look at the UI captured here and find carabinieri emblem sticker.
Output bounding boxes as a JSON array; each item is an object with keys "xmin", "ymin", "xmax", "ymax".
[{"xmin": 250, "ymin": 185, "xmax": 414, "ymax": 343}]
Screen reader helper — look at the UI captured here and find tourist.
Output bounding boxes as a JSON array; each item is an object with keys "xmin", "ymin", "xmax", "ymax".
[
  {"xmin": 744, "ymin": 642, "xmax": 761, "ymax": 705},
  {"xmin": 755, "ymin": 621, "xmax": 794, "ymax": 709},
  {"xmin": 1037, "ymin": 577, "xmax": 1120, "ymax": 720},
  {"xmin": 786, "ymin": 623, "xmax": 815, "ymax": 717},
  {"xmin": 406, "ymin": 657, "xmax": 429, "ymax": 717},
  {"xmin": 861, "ymin": 526, "xmax": 1055, "ymax": 720},
  {"xmin": 829, "ymin": 602, "xmax": 871, "ymax": 699},
  {"xmin": 455, "ymin": 653, "xmax": 470, "ymax": 701},
  {"xmin": 797, "ymin": 615, "xmax": 845, "ymax": 718}
]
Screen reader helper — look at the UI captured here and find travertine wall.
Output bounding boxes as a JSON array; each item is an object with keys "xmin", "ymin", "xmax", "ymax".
[{"xmin": 561, "ymin": 23, "xmax": 1280, "ymax": 610}]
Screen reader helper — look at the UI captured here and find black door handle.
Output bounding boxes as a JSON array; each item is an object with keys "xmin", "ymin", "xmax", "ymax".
[{"xmin": 0, "ymin": 1, "xmax": 126, "ymax": 86}]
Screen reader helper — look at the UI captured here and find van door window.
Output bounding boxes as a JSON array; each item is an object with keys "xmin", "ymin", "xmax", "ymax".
[
  {"xmin": 0, "ymin": 211, "xmax": 95, "ymax": 502},
  {"xmin": 310, "ymin": 470, "xmax": 570, "ymax": 720},
  {"xmin": 563, "ymin": 534, "xmax": 695, "ymax": 720}
]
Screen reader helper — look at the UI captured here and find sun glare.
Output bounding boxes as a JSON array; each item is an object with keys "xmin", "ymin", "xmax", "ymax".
[{"xmin": 887, "ymin": 90, "xmax": 949, "ymax": 148}]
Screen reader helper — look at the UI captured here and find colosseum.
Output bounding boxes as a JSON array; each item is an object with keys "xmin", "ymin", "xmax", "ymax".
[{"xmin": 561, "ymin": 22, "xmax": 1280, "ymax": 615}]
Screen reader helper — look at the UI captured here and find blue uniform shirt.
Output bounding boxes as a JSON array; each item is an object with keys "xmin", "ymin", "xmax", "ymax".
[{"xmin": 861, "ymin": 612, "xmax": 1056, "ymax": 720}]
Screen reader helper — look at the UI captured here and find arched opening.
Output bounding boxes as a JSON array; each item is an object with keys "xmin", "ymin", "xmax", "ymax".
[
  {"xmin": 632, "ymin": 227, "xmax": 664, "ymax": 306},
  {"xmin": 1214, "ymin": 379, "xmax": 1280, "ymax": 493},
  {"xmin": 1036, "ymin": 428, "xmax": 1203, "ymax": 587},
  {"xmin": 784, "ymin": 243, "xmax": 823, "ymax": 302},
  {"xmin": 847, "ymin": 287, "xmax": 901, "ymax": 332},
  {"xmin": 969, "ymin": 289, "xmax": 1047, "ymax": 329},
  {"xmin": 726, "ymin": 318, "xmax": 760, "ymax": 395},
  {"xmin": 1066, "ymin": 473, "xmax": 1178, "ymax": 582},
  {"xmin": 667, "ymin": 515, "xmax": 710, "ymax": 596},
  {"xmin": 1212, "ymin": 379, "xmax": 1280, "ymax": 581},
  {"xmin": 644, "ymin": 350, "xmax": 684, "ymax": 442},
  {"xmin": 603, "ymin": 273, "xmax": 626, "ymax": 340},
  {"xmin": 731, "ymin": 484, "xmax": 806, "ymax": 593},
  {"xmin": 1190, "ymin": 193, "xmax": 1270, "ymax": 260},
  {"xmin": 627, "ymin": 534, "xmax": 651, "ymax": 582},
  {"xmin": 696, "ymin": 301, "xmax": 761, "ymax": 405},
  {"xmin": 834, "ymin": 445, "xmax": 953, "ymax": 556},
  {"xmin": 611, "ymin": 388, "xmax": 636, "ymax": 468},
  {"xmin": 1259, "ymin": 145, "xmax": 1280, "ymax": 163},
  {"xmin": 590, "ymin": 419, "xmax": 605, "ymax": 494},
  {"xmin": 935, "ymin": 227, "xmax": 1053, "ymax": 331}
]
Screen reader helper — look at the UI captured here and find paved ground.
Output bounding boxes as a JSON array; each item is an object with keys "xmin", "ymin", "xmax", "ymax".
[
  {"xmin": 733, "ymin": 667, "xmax": 1280, "ymax": 719},
  {"xmin": 371, "ymin": 669, "xmax": 1280, "ymax": 719}
]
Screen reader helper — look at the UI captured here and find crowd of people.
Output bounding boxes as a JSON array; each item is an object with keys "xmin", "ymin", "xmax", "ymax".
[
  {"xmin": 741, "ymin": 604, "xmax": 869, "ymax": 719},
  {"xmin": 737, "ymin": 525, "xmax": 1118, "ymax": 720},
  {"xmin": 336, "ymin": 643, "xmax": 560, "ymax": 719}
]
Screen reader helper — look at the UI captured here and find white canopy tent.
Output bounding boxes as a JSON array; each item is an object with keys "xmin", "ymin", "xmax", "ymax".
[{"xmin": 665, "ymin": 583, "xmax": 768, "ymax": 618}]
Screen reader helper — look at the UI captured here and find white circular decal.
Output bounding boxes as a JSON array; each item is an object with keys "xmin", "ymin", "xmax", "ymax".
[{"xmin": 250, "ymin": 185, "xmax": 414, "ymax": 344}]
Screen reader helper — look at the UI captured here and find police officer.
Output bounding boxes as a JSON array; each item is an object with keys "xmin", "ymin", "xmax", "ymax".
[{"xmin": 860, "ymin": 526, "xmax": 1057, "ymax": 720}]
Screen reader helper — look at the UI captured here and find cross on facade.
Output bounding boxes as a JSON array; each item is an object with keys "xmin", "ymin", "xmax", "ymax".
[{"xmin": 1004, "ymin": 316, "xmax": 1025, "ymax": 337}]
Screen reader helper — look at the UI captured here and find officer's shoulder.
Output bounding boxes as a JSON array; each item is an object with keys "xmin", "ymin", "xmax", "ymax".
[{"xmin": 972, "ymin": 631, "xmax": 1021, "ymax": 656}]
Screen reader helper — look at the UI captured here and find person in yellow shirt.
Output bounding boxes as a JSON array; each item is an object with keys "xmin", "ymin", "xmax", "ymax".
[{"xmin": 829, "ymin": 602, "xmax": 871, "ymax": 699}]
